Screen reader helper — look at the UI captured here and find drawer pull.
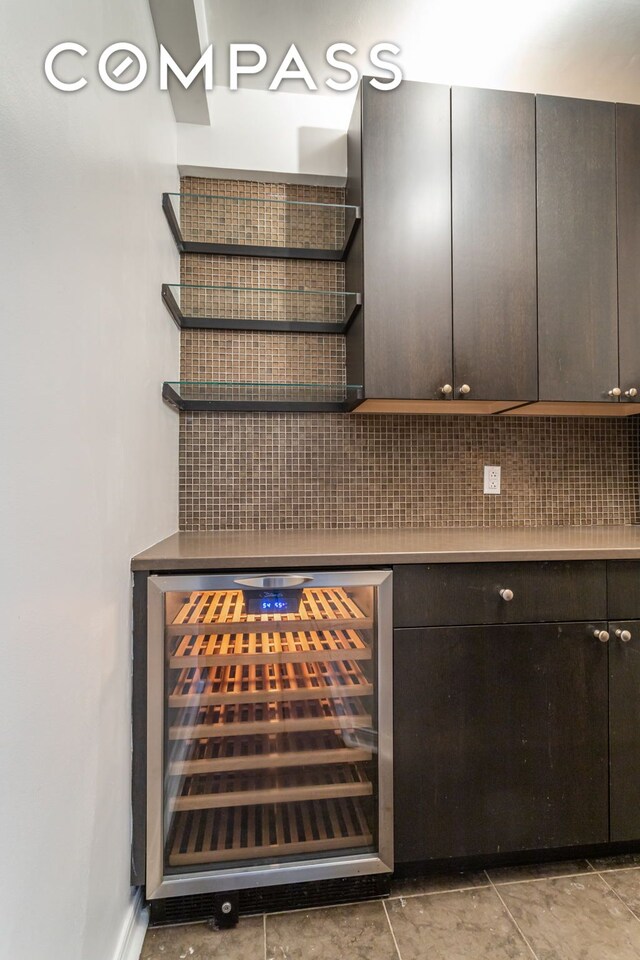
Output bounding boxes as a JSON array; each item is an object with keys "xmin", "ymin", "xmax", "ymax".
[
  {"xmin": 615, "ymin": 629, "xmax": 632, "ymax": 642},
  {"xmin": 499, "ymin": 588, "xmax": 514, "ymax": 601},
  {"xmin": 593, "ymin": 629, "xmax": 610, "ymax": 643},
  {"xmin": 234, "ymin": 575, "xmax": 312, "ymax": 588}
]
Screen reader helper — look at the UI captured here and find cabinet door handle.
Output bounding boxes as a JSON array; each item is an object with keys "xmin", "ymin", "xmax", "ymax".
[
  {"xmin": 499, "ymin": 588, "xmax": 514, "ymax": 601},
  {"xmin": 625, "ymin": 388, "xmax": 638, "ymax": 398},
  {"xmin": 593, "ymin": 629, "xmax": 610, "ymax": 643},
  {"xmin": 615, "ymin": 629, "xmax": 632, "ymax": 642},
  {"xmin": 234, "ymin": 575, "xmax": 312, "ymax": 588},
  {"xmin": 440, "ymin": 384, "xmax": 453, "ymax": 395},
  {"xmin": 459, "ymin": 384, "xmax": 471, "ymax": 395},
  {"xmin": 608, "ymin": 387, "xmax": 622, "ymax": 397}
]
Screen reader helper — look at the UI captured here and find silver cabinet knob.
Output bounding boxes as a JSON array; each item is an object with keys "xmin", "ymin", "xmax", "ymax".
[
  {"xmin": 608, "ymin": 387, "xmax": 622, "ymax": 397},
  {"xmin": 625, "ymin": 388, "xmax": 638, "ymax": 398},
  {"xmin": 440, "ymin": 384, "xmax": 453, "ymax": 395},
  {"xmin": 459, "ymin": 384, "xmax": 471, "ymax": 395},
  {"xmin": 499, "ymin": 588, "xmax": 514, "ymax": 601},
  {"xmin": 593, "ymin": 629, "xmax": 610, "ymax": 643},
  {"xmin": 616, "ymin": 629, "xmax": 632, "ymax": 642}
]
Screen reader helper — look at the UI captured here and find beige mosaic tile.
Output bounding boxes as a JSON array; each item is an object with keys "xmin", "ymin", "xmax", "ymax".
[
  {"xmin": 179, "ymin": 177, "xmax": 347, "ymax": 251},
  {"xmin": 179, "ymin": 412, "xmax": 640, "ymax": 531}
]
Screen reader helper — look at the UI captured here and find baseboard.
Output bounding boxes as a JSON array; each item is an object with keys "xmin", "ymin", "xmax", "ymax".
[{"xmin": 114, "ymin": 888, "xmax": 149, "ymax": 960}]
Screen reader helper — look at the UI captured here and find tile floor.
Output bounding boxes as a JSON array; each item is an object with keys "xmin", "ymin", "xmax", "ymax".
[{"xmin": 141, "ymin": 855, "xmax": 640, "ymax": 960}]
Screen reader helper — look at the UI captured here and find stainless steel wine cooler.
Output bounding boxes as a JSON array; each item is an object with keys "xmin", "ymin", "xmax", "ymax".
[{"xmin": 144, "ymin": 569, "xmax": 393, "ymax": 899}]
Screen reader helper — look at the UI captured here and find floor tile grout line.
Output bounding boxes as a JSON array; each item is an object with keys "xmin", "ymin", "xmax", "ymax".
[
  {"xmin": 484, "ymin": 871, "xmax": 542, "ymax": 960},
  {"xmin": 587, "ymin": 860, "xmax": 640, "ymax": 874},
  {"xmin": 388, "ymin": 883, "xmax": 491, "ymax": 900},
  {"xmin": 486, "ymin": 870, "xmax": 596, "ymax": 888},
  {"xmin": 262, "ymin": 897, "xmax": 385, "ymax": 918},
  {"xmin": 596, "ymin": 871, "xmax": 640, "ymax": 926},
  {"xmin": 382, "ymin": 898, "xmax": 404, "ymax": 960}
]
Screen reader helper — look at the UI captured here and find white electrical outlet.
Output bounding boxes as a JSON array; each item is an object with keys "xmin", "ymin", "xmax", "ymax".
[{"xmin": 484, "ymin": 465, "xmax": 501, "ymax": 495}]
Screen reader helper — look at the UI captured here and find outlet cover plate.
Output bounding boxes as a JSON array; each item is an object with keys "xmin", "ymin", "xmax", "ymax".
[{"xmin": 484, "ymin": 465, "xmax": 501, "ymax": 495}]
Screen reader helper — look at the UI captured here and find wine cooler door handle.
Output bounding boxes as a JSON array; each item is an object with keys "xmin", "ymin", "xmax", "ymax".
[{"xmin": 234, "ymin": 575, "xmax": 314, "ymax": 588}]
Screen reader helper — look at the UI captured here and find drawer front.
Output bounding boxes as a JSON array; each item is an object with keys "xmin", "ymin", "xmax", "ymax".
[
  {"xmin": 607, "ymin": 562, "xmax": 640, "ymax": 620},
  {"xmin": 393, "ymin": 560, "xmax": 606, "ymax": 627}
]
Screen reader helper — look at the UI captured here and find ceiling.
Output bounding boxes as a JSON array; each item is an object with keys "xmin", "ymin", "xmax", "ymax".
[{"xmin": 204, "ymin": 0, "xmax": 640, "ymax": 102}]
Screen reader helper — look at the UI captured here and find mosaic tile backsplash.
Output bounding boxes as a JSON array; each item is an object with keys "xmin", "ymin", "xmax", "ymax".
[
  {"xmin": 179, "ymin": 413, "xmax": 640, "ymax": 531},
  {"xmin": 177, "ymin": 178, "xmax": 640, "ymax": 532},
  {"xmin": 179, "ymin": 178, "xmax": 347, "ymax": 252}
]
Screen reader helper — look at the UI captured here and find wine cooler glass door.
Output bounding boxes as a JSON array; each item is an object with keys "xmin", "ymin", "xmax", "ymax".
[{"xmin": 146, "ymin": 570, "xmax": 393, "ymax": 899}]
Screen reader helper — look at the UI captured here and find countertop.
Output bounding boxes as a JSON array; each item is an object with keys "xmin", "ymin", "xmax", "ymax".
[{"xmin": 131, "ymin": 525, "xmax": 640, "ymax": 571}]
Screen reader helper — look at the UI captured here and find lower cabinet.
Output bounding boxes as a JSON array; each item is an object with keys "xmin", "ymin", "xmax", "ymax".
[
  {"xmin": 394, "ymin": 622, "xmax": 610, "ymax": 862},
  {"xmin": 393, "ymin": 560, "xmax": 640, "ymax": 864},
  {"xmin": 609, "ymin": 619, "xmax": 640, "ymax": 842}
]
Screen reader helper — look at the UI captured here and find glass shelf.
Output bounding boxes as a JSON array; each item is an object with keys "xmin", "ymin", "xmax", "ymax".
[
  {"xmin": 162, "ymin": 193, "xmax": 361, "ymax": 261},
  {"xmin": 162, "ymin": 381, "xmax": 364, "ymax": 412},
  {"xmin": 161, "ymin": 283, "xmax": 362, "ymax": 333}
]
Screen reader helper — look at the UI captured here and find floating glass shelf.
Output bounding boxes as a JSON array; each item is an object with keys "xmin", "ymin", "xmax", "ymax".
[
  {"xmin": 162, "ymin": 193, "xmax": 361, "ymax": 261},
  {"xmin": 162, "ymin": 381, "xmax": 363, "ymax": 413},
  {"xmin": 161, "ymin": 283, "xmax": 362, "ymax": 333}
]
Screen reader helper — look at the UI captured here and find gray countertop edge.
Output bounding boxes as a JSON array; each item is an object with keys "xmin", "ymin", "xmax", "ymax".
[{"xmin": 131, "ymin": 528, "xmax": 640, "ymax": 571}]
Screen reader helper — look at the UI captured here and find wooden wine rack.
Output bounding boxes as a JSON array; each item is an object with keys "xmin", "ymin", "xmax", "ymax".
[
  {"xmin": 168, "ymin": 796, "xmax": 374, "ymax": 866},
  {"xmin": 169, "ymin": 658, "xmax": 373, "ymax": 707},
  {"xmin": 168, "ymin": 587, "xmax": 372, "ymax": 635},
  {"xmin": 170, "ymin": 628, "xmax": 370, "ymax": 667},
  {"xmin": 164, "ymin": 586, "xmax": 377, "ymax": 867},
  {"xmin": 168, "ymin": 730, "xmax": 372, "ymax": 776},
  {"xmin": 169, "ymin": 697, "xmax": 372, "ymax": 740},
  {"xmin": 170, "ymin": 764, "xmax": 373, "ymax": 812}
]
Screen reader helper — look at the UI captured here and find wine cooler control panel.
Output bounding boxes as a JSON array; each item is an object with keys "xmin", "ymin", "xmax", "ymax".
[{"xmin": 243, "ymin": 588, "xmax": 304, "ymax": 615}]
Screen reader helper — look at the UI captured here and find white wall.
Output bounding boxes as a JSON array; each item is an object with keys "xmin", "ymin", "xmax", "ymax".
[
  {"xmin": 0, "ymin": 2, "xmax": 179, "ymax": 959},
  {"xmin": 178, "ymin": 87, "xmax": 355, "ymax": 184}
]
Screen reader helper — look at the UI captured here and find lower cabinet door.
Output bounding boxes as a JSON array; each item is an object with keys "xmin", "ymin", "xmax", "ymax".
[
  {"xmin": 394, "ymin": 622, "xmax": 609, "ymax": 862},
  {"xmin": 609, "ymin": 620, "xmax": 640, "ymax": 841}
]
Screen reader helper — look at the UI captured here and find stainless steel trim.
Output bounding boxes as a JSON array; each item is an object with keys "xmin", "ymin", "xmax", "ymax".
[
  {"xmin": 147, "ymin": 853, "xmax": 393, "ymax": 900},
  {"xmin": 145, "ymin": 569, "xmax": 394, "ymax": 900},
  {"xmin": 146, "ymin": 577, "xmax": 168, "ymax": 901},
  {"xmin": 233, "ymin": 574, "xmax": 313, "ymax": 588}
]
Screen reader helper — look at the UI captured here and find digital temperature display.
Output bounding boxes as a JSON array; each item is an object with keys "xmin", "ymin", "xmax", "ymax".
[
  {"xmin": 260, "ymin": 597, "xmax": 290, "ymax": 612},
  {"xmin": 243, "ymin": 587, "xmax": 304, "ymax": 615}
]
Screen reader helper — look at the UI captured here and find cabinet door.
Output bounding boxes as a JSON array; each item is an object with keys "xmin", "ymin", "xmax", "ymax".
[
  {"xmin": 358, "ymin": 80, "xmax": 452, "ymax": 399},
  {"xmin": 609, "ymin": 620, "xmax": 640, "ymax": 841},
  {"xmin": 617, "ymin": 104, "xmax": 640, "ymax": 402},
  {"xmin": 537, "ymin": 96, "xmax": 618, "ymax": 401},
  {"xmin": 452, "ymin": 87, "xmax": 537, "ymax": 401},
  {"xmin": 394, "ymin": 623, "xmax": 609, "ymax": 862}
]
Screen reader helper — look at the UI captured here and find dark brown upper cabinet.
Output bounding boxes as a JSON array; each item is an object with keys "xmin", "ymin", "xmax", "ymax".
[
  {"xmin": 346, "ymin": 81, "xmax": 528, "ymax": 415},
  {"xmin": 499, "ymin": 95, "xmax": 640, "ymax": 418},
  {"xmin": 536, "ymin": 95, "xmax": 618, "ymax": 404},
  {"xmin": 616, "ymin": 103, "xmax": 640, "ymax": 404},
  {"xmin": 452, "ymin": 87, "xmax": 537, "ymax": 403},
  {"xmin": 347, "ymin": 81, "xmax": 640, "ymax": 417},
  {"xmin": 345, "ymin": 80, "xmax": 453, "ymax": 410}
]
